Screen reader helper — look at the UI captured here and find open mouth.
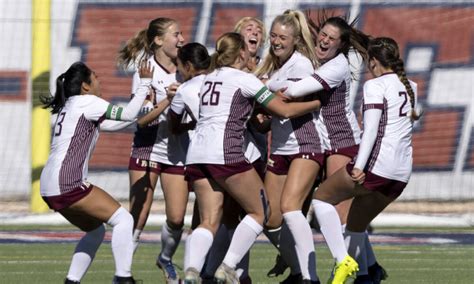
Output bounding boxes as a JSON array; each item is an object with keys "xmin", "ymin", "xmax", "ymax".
[
  {"xmin": 272, "ymin": 45, "xmax": 283, "ymax": 51},
  {"xmin": 319, "ymin": 43, "xmax": 328, "ymax": 52},
  {"xmin": 248, "ymin": 38, "xmax": 258, "ymax": 46}
]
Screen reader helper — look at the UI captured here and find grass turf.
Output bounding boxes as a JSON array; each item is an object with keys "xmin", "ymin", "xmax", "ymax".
[{"xmin": 1, "ymin": 238, "xmax": 473, "ymax": 283}]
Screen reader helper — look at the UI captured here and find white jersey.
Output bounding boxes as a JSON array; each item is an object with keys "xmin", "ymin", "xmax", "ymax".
[
  {"xmin": 169, "ymin": 74, "xmax": 204, "ymax": 161},
  {"xmin": 313, "ymin": 53, "xmax": 361, "ymax": 150},
  {"xmin": 40, "ymin": 96, "xmax": 115, "ymax": 196},
  {"xmin": 267, "ymin": 51, "xmax": 323, "ymax": 155},
  {"xmin": 186, "ymin": 67, "xmax": 273, "ymax": 165},
  {"xmin": 361, "ymin": 73, "xmax": 416, "ymax": 182},
  {"xmin": 130, "ymin": 56, "xmax": 184, "ymax": 165}
]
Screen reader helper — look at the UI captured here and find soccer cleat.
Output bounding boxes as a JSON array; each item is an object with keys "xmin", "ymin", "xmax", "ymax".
[
  {"xmin": 331, "ymin": 255, "xmax": 359, "ymax": 284},
  {"xmin": 214, "ymin": 263, "xmax": 239, "ymax": 284},
  {"xmin": 368, "ymin": 262, "xmax": 388, "ymax": 284},
  {"xmin": 156, "ymin": 254, "xmax": 180, "ymax": 283},
  {"xmin": 184, "ymin": 267, "xmax": 201, "ymax": 284},
  {"xmin": 112, "ymin": 276, "xmax": 140, "ymax": 284},
  {"xmin": 64, "ymin": 279, "xmax": 80, "ymax": 284},
  {"xmin": 279, "ymin": 273, "xmax": 302, "ymax": 284},
  {"xmin": 267, "ymin": 254, "xmax": 289, "ymax": 277}
]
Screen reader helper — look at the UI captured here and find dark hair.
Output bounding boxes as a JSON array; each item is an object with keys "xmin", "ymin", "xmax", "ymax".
[
  {"xmin": 208, "ymin": 32, "xmax": 246, "ymax": 72},
  {"xmin": 307, "ymin": 11, "xmax": 370, "ymax": 61},
  {"xmin": 177, "ymin": 42, "xmax": 211, "ymax": 71},
  {"xmin": 368, "ymin": 37, "xmax": 421, "ymax": 121},
  {"xmin": 118, "ymin": 17, "xmax": 176, "ymax": 68},
  {"xmin": 41, "ymin": 62, "xmax": 92, "ymax": 114}
]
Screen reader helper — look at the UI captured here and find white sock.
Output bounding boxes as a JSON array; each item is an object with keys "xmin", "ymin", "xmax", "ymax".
[
  {"xmin": 203, "ymin": 224, "xmax": 231, "ymax": 277},
  {"xmin": 223, "ymin": 215, "xmax": 263, "ymax": 269},
  {"xmin": 186, "ymin": 227, "xmax": 214, "ymax": 272},
  {"xmin": 364, "ymin": 232, "xmax": 376, "ymax": 266},
  {"xmin": 264, "ymin": 226, "xmax": 281, "ymax": 248},
  {"xmin": 67, "ymin": 225, "xmax": 105, "ymax": 281},
  {"xmin": 107, "ymin": 207, "xmax": 134, "ymax": 277},
  {"xmin": 345, "ymin": 230, "xmax": 368, "ymax": 275},
  {"xmin": 184, "ymin": 231, "xmax": 192, "ymax": 270},
  {"xmin": 282, "ymin": 210, "xmax": 317, "ymax": 281},
  {"xmin": 160, "ymin": 222, "xmax": 184, "ymax": 261},
  {"xmin": 279, "ymin": 223, "xmax": 301, "ymax": 274},
  {"xmin": 312, "ymin": 199, "xmax": 347, "ymax": 263},
  {"xmin": 132, "ymin": 229, "xmax": 142, "ymax": 253}
]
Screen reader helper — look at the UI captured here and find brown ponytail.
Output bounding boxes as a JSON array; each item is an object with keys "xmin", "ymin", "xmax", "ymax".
[
  {"xmin": 117, "ymin": 17, "xmax": 176, "ymax": 68},
  {"xmin": 368, "ymin": 37, "xmax": 422, "ymax": 121}
]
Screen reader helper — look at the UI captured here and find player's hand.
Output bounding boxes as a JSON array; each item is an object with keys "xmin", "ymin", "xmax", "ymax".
[
  {"xmin": 351, "ymin": 167, "xmax": 365, "ymax": 184},
  {"xmin": 275, "ymin": 89, "xmax": 291, "ymax": 102},
  {"xmin": 139, "ymin": 60, "xmax": 154, "ymax": 79},
  {"xmin": 166, "ymin": 82, "xmax": 180, "ymax": 100}
]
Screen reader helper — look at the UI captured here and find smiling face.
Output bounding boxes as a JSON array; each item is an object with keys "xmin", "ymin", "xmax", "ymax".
[
  {"xmin": 314, "ymin": 23, "xmax": 342, "ymax": 63},
  {"xmin": 156, "ymin": 22, "xmax": 185, "ymax": 59},
  {"xmin": 238, "ymin": 19, "xmax": 264, "ymax": 57},
  {"xmin": 270, "ymin": 22, "xmax": 297, "ymax": 64}
]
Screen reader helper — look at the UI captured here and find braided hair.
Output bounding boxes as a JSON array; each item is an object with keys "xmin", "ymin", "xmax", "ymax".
[{"xmin": 368, "ymin": 37, "xmax": 422, "ymax": 121}]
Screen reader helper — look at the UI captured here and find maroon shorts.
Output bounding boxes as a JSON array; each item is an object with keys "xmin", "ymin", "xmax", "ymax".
[
  {"xmin": 346, "ymin": 162, "xmax": 407, "ymax": 199},
  {"xmin": 252, "ymin": 159, "xmax": 267, "ymax": 180},
  {"xmin": 266, "ymin": 152, "xmax": 325, "ymax": 175},
  {"xmin": 185, "ymin": 161, "xmax": 253, "ymax": 184},
  {"xmin": 325, "ymin": 144, "xmax": 359, "ymax": 159},
  {"xmin": 128, "ymin": 157, "xmax": 185, "ymax": 175},
  {"xmin": 42, "ymin": 182, "xmax": 93, "ymax": 211}
]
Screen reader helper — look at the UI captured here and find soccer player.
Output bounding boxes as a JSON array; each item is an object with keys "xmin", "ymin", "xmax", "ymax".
[
  {"xmin": 117, "ymin": 17, "xmax": 185, "ymax": 283},
  {"xmin": 282, "ymin": 14, "xmax": 388, "ymax": 283},
  {"xmin": 310, "ymin": 36, "xmax": 421, "ymax": 284},
  {"xmin": 200, "ymin": 16, "xmax": 267, "ymax": 284},
  {"xmin": 255, "ymin": 9, "xmax": 321, "ymax": 283},
  {"xmin": 183, "ymin": 32, "xmax": 322, "ymax": 284},
  {"xmin": 40, "ymin": 61, "xmax": 153, "ymax": 284}
]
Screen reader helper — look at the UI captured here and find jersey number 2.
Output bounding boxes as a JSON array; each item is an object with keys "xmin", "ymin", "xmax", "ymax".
[
  {"xmin": 399, "ymin": 91, "xmax": 408, "ymax": 117},
  {"xmin": 55, "ymin": 112, "xmax": 66, "ymax": 136},
  {"xmin": 202, "ymin": 81, "xmax": 222, "ymax": 106}
]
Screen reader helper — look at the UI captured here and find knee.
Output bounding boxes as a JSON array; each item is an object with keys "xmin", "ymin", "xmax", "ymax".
[
  {"xmin": 280, "ymin": 199, "xmax": 297, "ymax": 214},
  {"xmin": 265, "ymin": 210, "xmax": 282, "ymax": 229},
  {"xmin": 107, "ymin": 207, "xmax": 134, "ymax": 229},
  {"xmin": 166, "ymin": 219, "xmax": 184, "ymax": 230}
]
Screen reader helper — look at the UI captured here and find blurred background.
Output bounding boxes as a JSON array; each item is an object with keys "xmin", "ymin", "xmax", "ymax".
[{"xmin": 0, "ymin": 0, "xmax": 472, "ymax": 222}]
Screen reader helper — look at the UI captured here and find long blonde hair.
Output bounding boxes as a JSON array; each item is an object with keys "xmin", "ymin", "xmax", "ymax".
[
  {"xmin": 255, "ymin": 9, "xmax": 318, "ymax": 77},
  {"xmin": 117, "ymin": 17, "xmax": 176, "ymax": 68}
]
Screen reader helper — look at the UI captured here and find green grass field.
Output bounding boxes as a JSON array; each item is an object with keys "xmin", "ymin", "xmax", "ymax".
[{"xmin": 0, "ymin": 226, "xmax": 473, "ymax": 283}]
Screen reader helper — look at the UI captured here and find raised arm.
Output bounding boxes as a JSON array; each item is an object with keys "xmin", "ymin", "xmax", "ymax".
[{"xmin": 104, "ymin": 61, "xmax": 154, "ymax": 122}]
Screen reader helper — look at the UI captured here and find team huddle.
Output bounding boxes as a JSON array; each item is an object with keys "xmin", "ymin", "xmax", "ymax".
[{"xmin": 39, "ymin": 9, "xmax": 421, "ymax": 284}]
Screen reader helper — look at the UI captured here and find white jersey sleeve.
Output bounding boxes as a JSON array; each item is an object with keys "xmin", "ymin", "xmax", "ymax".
[
  {"xmin": 82, "ymin": 96, "xmax": 110, "ymax": 121},
  {"xmin": 170, "ymin": 85, "xmax": 186, "ymax": 115},
  {"xmin": 239, "ymin": 73, "xmax": 275, "ymax": 106},
  {"xmin": 99, "ymin": 77, "xmax": 151, "ymax": 122},
  {"xmin": 313, "ymin": 54, "xmax": 348, "ymax": 90}
]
